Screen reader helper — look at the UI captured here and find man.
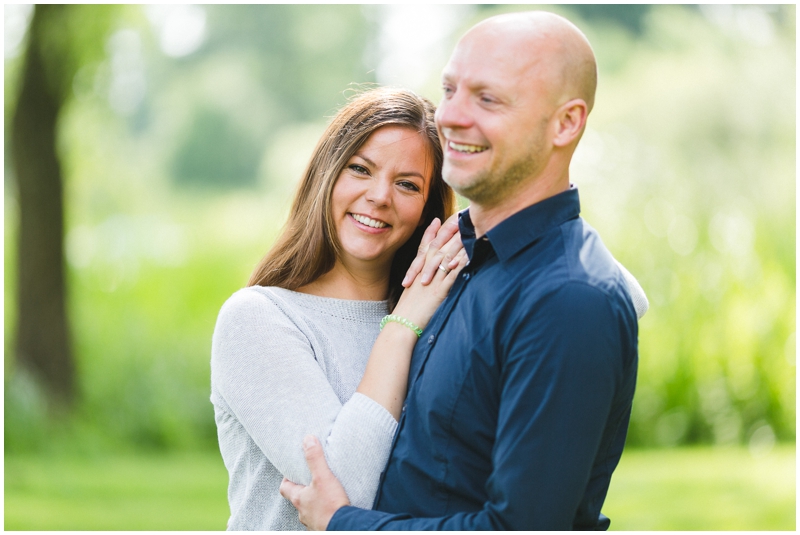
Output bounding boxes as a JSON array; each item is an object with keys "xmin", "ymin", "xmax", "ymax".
[{"xmin": 281, "ymin": 11, "xmax": 639, "ymax": 530}]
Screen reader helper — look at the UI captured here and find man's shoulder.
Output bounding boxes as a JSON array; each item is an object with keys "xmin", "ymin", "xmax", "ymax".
[
  {"xmin": 558, "ymin": 217, "xmax": 624, "ymax": 294},
  {"xmin": 508, "ymin": 217, "xmax": 631, "ymax": 313}
]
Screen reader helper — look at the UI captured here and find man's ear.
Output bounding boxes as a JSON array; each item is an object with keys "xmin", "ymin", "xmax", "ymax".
[{"xmin": 552, "ymin": 99, "xmax": 588, "ymax": 148}]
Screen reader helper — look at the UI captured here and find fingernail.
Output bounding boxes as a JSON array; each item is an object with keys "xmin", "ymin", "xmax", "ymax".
[
  {"xmin": 303, "ymin": 435, "xmax": 316, "ymax": 449},
  {"xmin": 401, "ymin": 275, "xmax": 409, "ymax": 286}
]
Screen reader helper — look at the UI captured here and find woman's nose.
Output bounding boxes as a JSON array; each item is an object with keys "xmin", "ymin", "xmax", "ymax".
[{"xmin": 365, "ymin": 178, "xmax": 391, "ymax": 206}]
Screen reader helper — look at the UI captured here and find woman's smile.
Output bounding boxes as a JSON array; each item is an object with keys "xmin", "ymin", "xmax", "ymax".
[{"xmin": 349, "ymin": 212, "xmax": 390, "ymax": 230}]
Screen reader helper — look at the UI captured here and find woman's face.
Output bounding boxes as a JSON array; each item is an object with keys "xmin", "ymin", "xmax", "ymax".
[{"xmin": 331, "ymin": 125, "xmax": 433, "ymax": 272}]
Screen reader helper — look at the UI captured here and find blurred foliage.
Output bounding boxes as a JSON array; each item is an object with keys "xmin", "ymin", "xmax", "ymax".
[
  {"xmin": 172, "ymin": 107, "xmax": 262, "ymax": 189},
  {"xmin": 3, "ymin": 5, "xmax": 795, "ymax": 456},
  {"xmin": 574, "ymin": 4, "xmax": 796, "ymax": 448},
  {"xmin": 571, "ymin": 4, "xmax": 654, "ymax": 35}
]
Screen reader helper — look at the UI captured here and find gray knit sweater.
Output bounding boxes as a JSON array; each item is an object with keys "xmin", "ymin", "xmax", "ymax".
[
  {"xmin": 210, "ymin": 286, "xmax": 397, "ymax": 531},
  {"xmin": 210, "ymin": 266, "xmax": 648, "ymax": 531}
]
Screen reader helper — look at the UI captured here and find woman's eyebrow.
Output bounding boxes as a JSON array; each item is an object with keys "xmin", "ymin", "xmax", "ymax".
[
  {"xmin": 352, "ymin": 153, "xmax": 375, "ymax": 168},
  {"xmin": 353, "ymin": 153, "xmax": 425, "ymax": 180}
]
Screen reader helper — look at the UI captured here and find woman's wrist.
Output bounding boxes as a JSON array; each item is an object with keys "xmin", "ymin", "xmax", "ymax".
[
  {"xmin": 389, "ymin": 304, "xmax": 431, "ymax": 332},
  {"xmin": 380, "ymin": 314, "xmax": 423, "ymax": 337}
]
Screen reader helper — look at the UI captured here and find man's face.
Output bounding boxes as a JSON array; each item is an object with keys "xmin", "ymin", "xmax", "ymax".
[{"xmin": 435, "ymin": 30, "xmax": 557, "ymax": 207}]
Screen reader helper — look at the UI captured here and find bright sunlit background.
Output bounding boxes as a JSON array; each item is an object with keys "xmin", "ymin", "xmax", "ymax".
[{"xmin": 4, "ymin": 4, "xmax": 795, "ymax": 530}]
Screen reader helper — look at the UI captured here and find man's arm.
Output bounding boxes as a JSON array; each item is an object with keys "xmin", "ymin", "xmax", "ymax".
[{"xmin": 287, "ymin": 283, "xmax": 633, "ymax": 530}]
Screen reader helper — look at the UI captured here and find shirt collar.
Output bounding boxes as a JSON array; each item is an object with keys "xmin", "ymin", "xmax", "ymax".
[{"xmin": 459, "ymin": 185, "xmax": 581, "ymax": 263}]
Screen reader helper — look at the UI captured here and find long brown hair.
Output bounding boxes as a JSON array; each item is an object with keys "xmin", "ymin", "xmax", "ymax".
[{"xmin": 248, "ymin": 87, "xmax": 455, "ymax": 308}]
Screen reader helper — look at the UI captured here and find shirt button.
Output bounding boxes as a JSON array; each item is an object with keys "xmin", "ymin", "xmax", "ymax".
[
  {"xmin": 427, "ymin": 334, "xmax": 435, "ymax": 344},
  {"xmin": 462, "ymin": 272, "xmax": 470, "ymax": 280}
]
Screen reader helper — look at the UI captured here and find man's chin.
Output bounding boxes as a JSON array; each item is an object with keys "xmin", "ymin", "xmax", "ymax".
[
  {"xmin": 444, "ymin": 171, "xmax": 495, "ymax": 205},
  {"xmin": 444, "ymin": 168, "xmax": 481, "ymax": 193}
]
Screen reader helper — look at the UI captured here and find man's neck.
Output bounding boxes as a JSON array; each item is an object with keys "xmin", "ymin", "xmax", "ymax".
[{"xmin": 470, "ymin": 171, "xmax": 570, "ymax": 236}]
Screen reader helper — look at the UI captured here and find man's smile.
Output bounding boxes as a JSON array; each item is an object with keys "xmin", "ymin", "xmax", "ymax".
[{"xmin": 448, "ymin": 141, "xmax": 489, "ymax": 154}]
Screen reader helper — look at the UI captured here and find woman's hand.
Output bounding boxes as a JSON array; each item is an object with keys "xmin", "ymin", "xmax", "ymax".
[
  {"xmin": 392, "ymin": 231, "xmax": 467, "ymax": 331},
  {"xmin": 402, "ymin": 212, "xmax": 464, "ymax": 288}
]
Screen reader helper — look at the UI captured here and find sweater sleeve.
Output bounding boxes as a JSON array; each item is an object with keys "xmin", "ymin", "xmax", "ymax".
[{"xmin": 211, "ymin": 289, "xmax": 398, "ymax": 509}]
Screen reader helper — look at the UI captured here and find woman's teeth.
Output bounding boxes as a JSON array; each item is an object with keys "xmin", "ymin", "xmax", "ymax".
[
  {"xmin": 449, "ymin": 141, "xmax": 488, "ymax": 153},
  {"xmin": 351, "ymin": 214, "xmax": 388, "ymax": 228}
]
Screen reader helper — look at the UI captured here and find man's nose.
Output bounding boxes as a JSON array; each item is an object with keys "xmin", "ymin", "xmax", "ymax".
[
  {"xmin": 435, "ymin": 91, "xmax": 473, "ymax": 130},
  {"xmin": 365, "ymin": 178, "xmax": 391, "ymax": 206}
]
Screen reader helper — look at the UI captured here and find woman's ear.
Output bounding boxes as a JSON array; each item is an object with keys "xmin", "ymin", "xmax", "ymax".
[{"xmin": 552, "ymin": 99, "xmax": 588, "ymax": 148}]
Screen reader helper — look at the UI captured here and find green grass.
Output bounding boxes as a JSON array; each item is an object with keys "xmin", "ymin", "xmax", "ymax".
[
  {"xmin": 604, "ymin": 444, "xmax": 796, "ymax": 530},
  {"xmin": 4, "ymin": 452, "xmax": 230, "ymax": 530},
  {"xmin": 5, "ymin": 445, "xmax": 795, "ymax": 530}
]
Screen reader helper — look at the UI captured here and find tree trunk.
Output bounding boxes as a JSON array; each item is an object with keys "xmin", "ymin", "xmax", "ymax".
[{"xmin": 11, "ymin": 5, "xmax": 74, "ymax": 407}]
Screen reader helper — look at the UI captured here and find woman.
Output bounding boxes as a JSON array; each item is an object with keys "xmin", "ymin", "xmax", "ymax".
[{"xmin": 211, "ymin": 88, "xmax": 464, "ymax": 530}]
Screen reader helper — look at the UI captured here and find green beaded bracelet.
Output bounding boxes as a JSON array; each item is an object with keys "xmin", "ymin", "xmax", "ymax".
[{"xmin": 380, "ymin": 314, "xmax": 423, "ymax": 338}]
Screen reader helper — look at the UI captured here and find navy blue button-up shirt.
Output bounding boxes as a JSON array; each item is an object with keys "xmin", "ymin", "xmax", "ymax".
[{"xmin": 330, "ymin": 187, "xmax": 638, "ymax": 530}]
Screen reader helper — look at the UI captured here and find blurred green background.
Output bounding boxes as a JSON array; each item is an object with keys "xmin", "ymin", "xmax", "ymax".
[{"xmin": 4, "ymin": 4, "xmax": 795, "ymax": 530}]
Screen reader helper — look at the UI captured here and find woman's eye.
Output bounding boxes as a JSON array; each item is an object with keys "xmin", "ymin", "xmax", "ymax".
[
  {"xmin": 398, "ymin": 180, "xmax": 421, "ymax": 192},
  {"xmin": 348, "ymin": 164, "xmax": 368, "ymax": 174}
]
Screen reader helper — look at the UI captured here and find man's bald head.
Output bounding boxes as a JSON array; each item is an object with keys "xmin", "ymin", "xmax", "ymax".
[
  {"xmin": 435, "ymin": 11, "xmax": 597, "ymax": 222},
  {"xmin": 460, "ymin": 11, "xmax": 597, "ymax": 113}
]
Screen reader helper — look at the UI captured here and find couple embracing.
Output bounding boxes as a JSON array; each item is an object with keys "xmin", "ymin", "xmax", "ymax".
[{"xmin": 211, "ymin": 11, "xmax": 646, "ymax": 531}]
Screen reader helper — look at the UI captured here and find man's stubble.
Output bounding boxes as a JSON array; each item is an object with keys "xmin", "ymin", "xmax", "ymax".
[{"xmin": 444, "ymin": 117, "xmax": 550, "ymax": 209}]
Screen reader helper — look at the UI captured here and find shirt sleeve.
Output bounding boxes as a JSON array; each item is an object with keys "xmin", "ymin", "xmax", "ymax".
[
  {"xmin": 211, "ymin": 289, "xmax": 398, "ymax": 509},
  {"xmin": 328, "ymin": 282, "xmax": 627, "ymax": 530}
]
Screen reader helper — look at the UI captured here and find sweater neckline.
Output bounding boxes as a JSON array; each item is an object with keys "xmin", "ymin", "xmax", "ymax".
[{"xmin": 260, "ymin": 286, "xmax": 389, "ymax": 319}]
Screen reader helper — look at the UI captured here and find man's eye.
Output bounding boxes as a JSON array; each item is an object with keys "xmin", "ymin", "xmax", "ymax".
[{"xmin": 348, "ymin": 164, "xmax": 368, "ymax": 174}]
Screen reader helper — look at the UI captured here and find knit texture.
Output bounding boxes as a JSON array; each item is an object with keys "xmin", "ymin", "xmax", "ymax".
[{"xmin": 211, "ymin": 286, "xmax": 397, "ymax": 531}]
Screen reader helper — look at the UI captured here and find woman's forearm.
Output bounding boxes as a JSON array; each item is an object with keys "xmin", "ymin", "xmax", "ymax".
[{"xmin": 356, "ymin": 322, "xmax": 420, "ymax": 420}]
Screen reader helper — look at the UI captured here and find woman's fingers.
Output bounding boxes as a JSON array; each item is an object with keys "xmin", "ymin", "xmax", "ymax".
[
  {"xmin": 402, "ymin": 218, "xmax": 441, "ymax": 287},
  {"xmin": 429, "ymin": 248, "xmax": 467, "ymax": 293},
  {"xmin": 433, "ymin": 213, "xmax": 461, "ymax": 253},
  {"xmin": 443, "ymin": 249, "xmax": 468, "ymax": 283},
  {"xmin": 420, "ymin": 231, "xmax": 464, "ymax": 285},
  {"xmin": 419, "ymin": 217, "xmax": 442, "ymax": 253},
  {"xmin": 403, "ymin": 214, "xmax": 460, "ymax": 287}
]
